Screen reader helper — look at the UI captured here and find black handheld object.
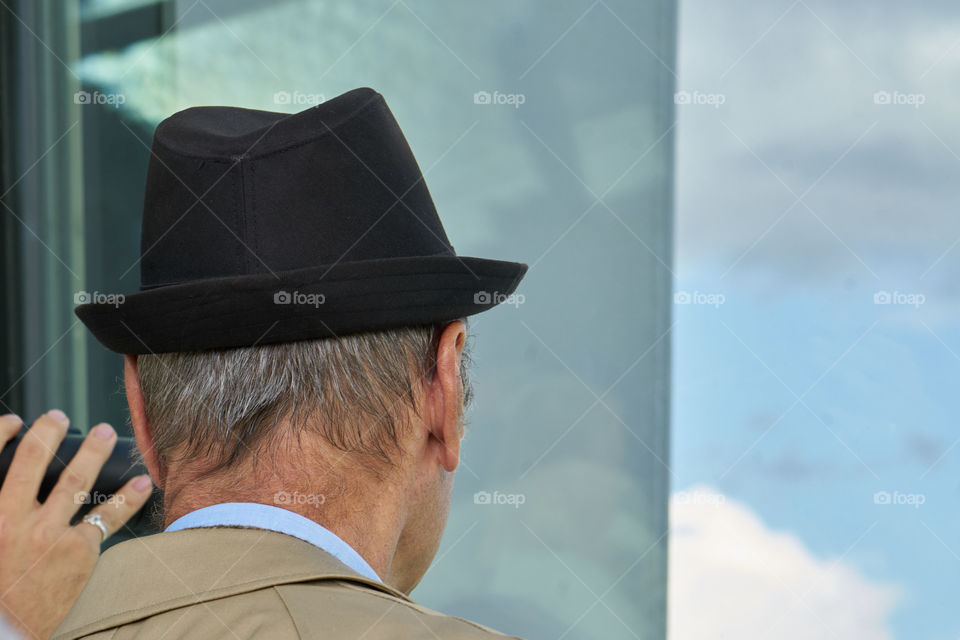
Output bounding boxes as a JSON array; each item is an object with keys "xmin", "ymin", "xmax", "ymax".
[{"xmin": 0, "ymin": 428, "xmax": 146, "ymax": 503}]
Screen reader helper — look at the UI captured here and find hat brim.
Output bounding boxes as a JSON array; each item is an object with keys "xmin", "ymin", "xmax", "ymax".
[{"xmin": 75, "ymin": 255, "xmax": 527, "ymax": 354}]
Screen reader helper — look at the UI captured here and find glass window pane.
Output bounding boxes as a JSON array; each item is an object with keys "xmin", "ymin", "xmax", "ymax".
[{"xmin": 6, "ymin": 2, "xmax": 675, "ymax": 638}]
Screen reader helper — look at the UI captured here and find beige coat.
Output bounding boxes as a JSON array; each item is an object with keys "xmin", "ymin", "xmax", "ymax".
[{"xmin": 53, "ymin": 528, "xmax": 522, "ymax": 639}]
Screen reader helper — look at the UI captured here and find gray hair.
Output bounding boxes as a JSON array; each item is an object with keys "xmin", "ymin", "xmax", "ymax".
[{"xmin": 136, "ymin": 321, "xmax": 472, "ymax": 479}]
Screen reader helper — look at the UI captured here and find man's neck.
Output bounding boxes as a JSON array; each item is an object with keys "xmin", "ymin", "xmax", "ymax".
[{"xmin": 162, "ymin": 479, "xmax": 408, "ymax": 590}]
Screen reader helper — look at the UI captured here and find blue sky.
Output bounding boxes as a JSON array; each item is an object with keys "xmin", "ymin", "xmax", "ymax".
[
  {"xmin": 672, "ymin": 286, "xmax": 957, "ymax": 637},
  {"xmin": 672, "ymin": 1, "xmax": 960, "ymax": 637}
]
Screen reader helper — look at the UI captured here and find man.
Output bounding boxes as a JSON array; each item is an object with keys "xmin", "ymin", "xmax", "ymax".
[{"xmin": 55, "ymin": 88, "xmax": 527, "ymax": 639}]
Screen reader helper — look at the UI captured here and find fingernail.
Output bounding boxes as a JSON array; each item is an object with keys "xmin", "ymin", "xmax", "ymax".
[
  {"xmin": 1, "ymin": 413, "xmax": 20, "ymax": 422},
  {"xmin": 47, "ymin": 409, "xmax": 68, "ymax": 424},
  {"xmin": 92, "ymin": 423, "xmax": 114, "ymax": 440},
  {"xmin": 133, "ymin": 475, "xmax": 152, "ymax": 491}
]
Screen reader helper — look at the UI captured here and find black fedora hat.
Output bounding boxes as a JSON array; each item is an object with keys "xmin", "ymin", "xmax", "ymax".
[{"xmin": 76, "ymin": 88, "xmax": 527, "ymax": 354}]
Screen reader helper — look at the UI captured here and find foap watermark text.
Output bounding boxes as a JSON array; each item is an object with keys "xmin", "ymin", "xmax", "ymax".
[
  {"xmin": 474, "ymin": 490, "xmax": 525, "ymax": 509},
  {"xmin": 874, "ymin": 290, "xmax": 925, "ymax": 308},
  {"xmin": 274, "ymin": 91, "xmax": 325, "ymax": 106},
  {"xmin": 74, "ymin": 90, "xmax": 125, "ymax": 108},
  {"xmin": 674, "ymin": 290, "xmax": 725, "ymax": 308},
  {"xmin": 74, "ymin": 291, "xmax": 125, "ymax": 308},
  {"xmin": 674, "ymin": 90, "xmax": 725, "ymax": 108},
  {"xmin": 74, "ymin": 491, "xmax": 125, "ymax": 506},
  {"xmin": 474, "ymin": 90, "xmax": 526, "ymax": 108},
  {"xmin": 873, "ymin": 90, "xmax": 925, "ymax": 108},
  {"xmin": 274, "ymin": 290, "xmax": 326, "ymax": 308},
  {"xmin": 474, "ymin": 291, "xmax": 524, "ymax": 308},
  {"xmin": 274, "ymin": 491, "xmax": 325, "ymax": 506},
  {"xmin": 873, "ymin": 490, "xmax": 925, "ymax": 508}
]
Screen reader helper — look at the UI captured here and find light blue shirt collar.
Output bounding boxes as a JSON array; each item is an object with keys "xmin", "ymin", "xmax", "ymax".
[{"xmin": 165, "ymin": 502, "xmax": 381, "ymax": 583}]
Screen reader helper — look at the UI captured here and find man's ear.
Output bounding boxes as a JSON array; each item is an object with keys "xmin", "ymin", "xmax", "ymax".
[
  {"xmin": 124, "ymin": 355, "xmax": 164, "ymax": 487},
  {"xmin": 427, "ymin": 321, "xmax": 466, "ymax": 473}
]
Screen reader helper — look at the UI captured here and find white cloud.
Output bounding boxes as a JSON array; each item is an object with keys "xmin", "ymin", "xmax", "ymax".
[{"xmin": 669, "ymin": 486, "xmax": 900, "ymax": 640}]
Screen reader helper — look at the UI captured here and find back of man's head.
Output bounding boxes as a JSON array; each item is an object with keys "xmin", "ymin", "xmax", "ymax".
[
  {"xmin": 124, "ymin": 320, "xmax": 472, "ymax": 592},
  {"xmin": 137, "ymin": 321, "xmax": 471, "ymax": 479}
]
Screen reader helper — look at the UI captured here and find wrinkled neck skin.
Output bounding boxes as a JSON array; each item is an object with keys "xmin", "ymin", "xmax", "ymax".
[{"xmin": 158, "ymin": 439, "xmax": 442, "ymax": 595}]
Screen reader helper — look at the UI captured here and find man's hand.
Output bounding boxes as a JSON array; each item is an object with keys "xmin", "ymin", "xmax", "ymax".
[{"xmin": 0, "ymin": 411, "xmax": 153, "ymax": 639}]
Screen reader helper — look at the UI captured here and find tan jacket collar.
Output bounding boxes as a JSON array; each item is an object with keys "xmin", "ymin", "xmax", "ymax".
[{"xmin": 54, "ymin": 527, "xmax": 411, "ymax": 639}]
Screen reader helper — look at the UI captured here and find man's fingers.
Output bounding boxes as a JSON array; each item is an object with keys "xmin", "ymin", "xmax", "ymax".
[
  {"xmin": 0, "ymin": 414, "xmax": 23, "ymax": 447},
  {"xmin": 0, "ymin": 411, "xmax": 70, "ymax": 513},
  {"xmin": 42, "ymin": 424, "xmax": 117, "ymax": 521},
  {"xmin": 74, "ymin": 475, "xmax": 153, "ymax": 547}
]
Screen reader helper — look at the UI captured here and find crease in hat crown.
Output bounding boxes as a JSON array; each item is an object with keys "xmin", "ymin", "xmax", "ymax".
[{"xmin": 154, "ymin": 87, "xmax": 383, "ymax": 161}]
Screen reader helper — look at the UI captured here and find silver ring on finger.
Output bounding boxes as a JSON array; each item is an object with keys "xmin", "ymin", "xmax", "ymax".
[{"xmin": 81, "ymin": 513, "xmax": 108, "ymax": 542}]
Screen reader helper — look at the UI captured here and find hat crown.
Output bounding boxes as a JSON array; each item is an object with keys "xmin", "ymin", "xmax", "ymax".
[{"xmin": 139, "ymin": 88, "xmax": 453, "ymax": 289}]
